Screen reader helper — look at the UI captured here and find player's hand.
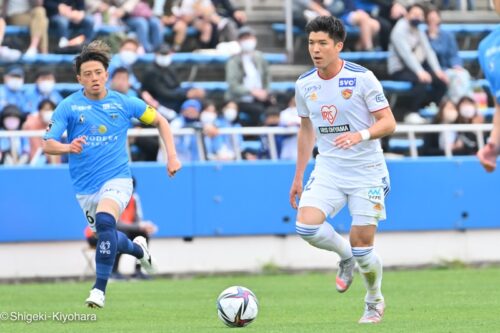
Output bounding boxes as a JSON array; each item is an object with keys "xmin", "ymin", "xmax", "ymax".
[
  {"xmin": 167, "ymin": 156, "xmax": 182, "ymax": 177},
  {"xmin": 69, "ymin": 136, "xmax": 86, "ymax": 154},
  {"xmin": 334, "ymin": 132, "xmax": 362, "ymax": 149},
  {"xmin": 289, "ymin": 178, "xmax": 303, "ymax": 210},
  {"xmin": 477, "ymin": 142, "xmax": 498, "ymax": 172}
]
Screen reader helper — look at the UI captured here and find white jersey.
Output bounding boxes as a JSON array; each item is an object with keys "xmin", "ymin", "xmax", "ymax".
[{"xmin": 295, "ymin": 60, "xmax": 390, "ymax": 187}]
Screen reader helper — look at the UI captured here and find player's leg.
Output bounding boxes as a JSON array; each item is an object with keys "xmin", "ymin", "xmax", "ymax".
[
  {"xmin": 348, "ymin": 181, "xmax": 389, "ymax": 323},
  {"xmin": 296, "ymin": 170, "xmax": 354, "ymax": 292}
]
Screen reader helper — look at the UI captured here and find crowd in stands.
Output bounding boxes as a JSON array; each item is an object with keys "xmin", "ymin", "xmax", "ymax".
[{"xmin": 0, "ymin": 0, "xmax": 494, "ymax": 165}]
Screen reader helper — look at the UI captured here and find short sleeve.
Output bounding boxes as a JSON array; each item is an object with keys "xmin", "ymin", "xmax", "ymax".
[
  {"xmin": 295, "ymin": 83, "xmax": 310, "ymax": 118},
  {"xmin": 44, "ymin": 102, "xmax": 69, "ymax": 141},
  {"xmin": 362, "ymin": 71, "xmax": 390, "ymax": 112},
  {"xmin": 127, "ymin": 96, "xmax": 157, "ymax": 125}
]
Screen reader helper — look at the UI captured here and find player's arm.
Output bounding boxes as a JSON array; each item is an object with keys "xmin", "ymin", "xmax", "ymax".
[
  {"xmin": 139, "ymin": 105, "xmax": 181, "ymax": 177},
  {"xmin": 44, "ymin": 137, "xmax": 86, "ymax": 155},
  {"xmin": 290, "ymin": 116, "xmax": 315, "ymax": 209},
  {"xmin": 477, "ymin": 101, "xmax": 500, "ymax": 172}
]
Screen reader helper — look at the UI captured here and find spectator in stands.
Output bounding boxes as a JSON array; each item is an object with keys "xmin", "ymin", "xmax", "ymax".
[
  {"xmin": 169, "ymin": 98, "xmax": 206, "ymax": 162},
  {"xmin": 211, "ymin": 0, "xmax": 247, "ymax": 42},
  {"xmin": 293, "ymin": 0, "xmax": 331, "ymax": 30},
  {"xmin": 25, "ymin": 70, "xmax": 63, "ymax": 114},
  {"xmin": 279, "ymin": 96, "xmax": 300, "ymax": 160},
  {"xmin": 454, "ymin": 96, "xmax": 483, "ymax": 155},
  {"xmin": 22, "ymin": 99, "xmax": 62, "ymax": 164},
  {"xmin": 388, "ymin": 4, "xmax": 448, "ymax": 123},
  {"xmin": 337, "ymin": 0, "xmax": 381, "ymax": 51},
  {"xmin": 3, "ymin": 0, "xmax": 49, "ymax": 56},
  {"xmin": 0, "ymin": 17, "xmax": 21, "ymax": 62},
  {"xmin": 103, "ymin": 0, "xmax": 164, "ymax": 53},
  {"xmin": 225, "ymin": 26, "xmax": 274, "ymax": 127},
  {"xmin": 44, "ymin": 0, "xmax": 95, "ymax": 51},
  {"xmin": 0, "ymin": 104, "xmax": 29, "ymax": 165},
  {"xmin": 110, "ymin": 67, "xmax": 139, "ymax": 97},
  {"xmin": 198, "ymin": 100, "xmax": 228, "ymax": 160},
  {"xmin": 108, "ymin": 38, "xmax": 142, "ymax": 91},
  {"xmin": 0, "ymin": 66, "xmax": 29, "ymax": 114},
  {"xmin": 212, "ymin": 100, "xmax": 242, "ymax": 160},
  {"xmin": 421, "ymin": 98, "xmax": 459, "ymax": 156},
  {"xmin": 259, "ymin": 107, "xmax": 285, "ymax": 159},
  {"xmin": 167, "ymin": 0, "xmax": 219, "ymax": 50},
  {"xmin": 141, "ymin": 43, "xmax": 205, "ymax": 113},
  {"xmin": 425, "ymin": 6, "xmax": 472, "ymax": 104}
]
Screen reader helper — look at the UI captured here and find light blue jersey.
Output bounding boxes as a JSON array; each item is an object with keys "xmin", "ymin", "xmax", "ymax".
[
  {"xmin": 478, "ymin": 26, "xmax": 500, "ymax": 104},
  {"xmin": 44, "ymin": 89, "xmax": 149, "ymax": 194}
]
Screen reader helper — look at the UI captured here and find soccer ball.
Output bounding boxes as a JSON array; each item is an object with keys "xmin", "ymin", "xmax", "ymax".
[{"xmin": 216, "ymin": 286, "xmax": 259, "ymax": 327}]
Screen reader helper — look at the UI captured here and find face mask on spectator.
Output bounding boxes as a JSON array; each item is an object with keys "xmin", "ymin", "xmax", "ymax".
[
  {"xmin": 41, "ymin": 110, "xmax": 54, "ymax": 124},
  {"xmin": 240, "ymin": 39, "xmax": 257, "ymax": 53},
  {"xmin": 223, "ymin": 108, "xmax": 238, "ymax": 122},
  {"xmin": 443, "ymin": 109, "xmax": 458, "ymax": 123},
  {"xmin": 119, "ymin": 50, "xmax": 138, "ymax": 66},
  {"xmin": 6, "ymin": 78, "xmax": 24, "ymax": 91},
  {"xmin": 3, "ymin": 116, "xmax": 20, "ymax": 130},
  {"xmin": 409, "ymin": 19, "xmax": 422, "ymax": 27},
  {"xmin": 155, "ymin": 54, "xmax": 172, "ymax": 67},
  {"xmin": 459, "ymin": 106, "xmax": 476, "ymax": 119},
  {"xmin": 200, "ymin": 111, "xmax": 217, "ymax": 124},
  {"xmin": 38, "ymin": 80, "xmax": 55, "ymax": 95}
]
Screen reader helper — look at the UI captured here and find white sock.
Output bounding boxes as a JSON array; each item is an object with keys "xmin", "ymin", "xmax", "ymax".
[
  {"xmin": 296, "ymin": 222, "xmax": 352, "ymax": 260},
  {"xmin": 352, "ymin": 247, "xmax": 384, "ymax": 303}
]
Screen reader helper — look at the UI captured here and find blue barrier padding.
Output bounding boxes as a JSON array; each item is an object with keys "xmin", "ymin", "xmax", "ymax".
[
  {"xmin": 0, "ymin": 52, "xmax": 287, "ymax": 65},
  {"xmin": 1, "ymin": 157, "xmax": 500, "ymax": 242}
]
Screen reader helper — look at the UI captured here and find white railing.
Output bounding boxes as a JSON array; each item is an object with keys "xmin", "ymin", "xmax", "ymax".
[{"xmin": 0, "ymin": 123, "xmax": 493, "ymax": 163}]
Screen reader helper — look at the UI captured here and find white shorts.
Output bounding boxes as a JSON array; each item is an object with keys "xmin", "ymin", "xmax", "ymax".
[
  {"xmin": 298, "ymin": 167, "xmax": 390, "ymax": 226},
  {"xmin": 76, "ymin": 178, "xmax": 133, "ymax": 232}
]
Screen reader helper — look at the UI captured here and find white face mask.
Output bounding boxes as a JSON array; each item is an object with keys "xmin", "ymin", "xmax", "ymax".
[
  {"xmin": 3, "ymin": 116, "xmax": 20, "ymax": 130},
  {"xmin": 200, "ymin": 111, "xmax": 217, "ymax": 124},
  {"xmin": 38, "ymin": 80, "xmax": 55, "ymax": 95},
  {"xmin": 155, "ymin": 54, "xmax": 172, "ymax": 68},
  {"xmin": 6, "ymin": 77, "xmax": 24, "ymax": 91},
  {"xmin": 41, "ymin": 110, "xmax": 54, "ymax": 123},
  {"xmin": 240, "ymin": 39, "xmax": 257, "ymax": 53},
  {"xmin": 459, "ymin": 105, "xmax": 476, "ymax": 119},
  {"xmin": 223, "ymin": 108, "xmax": 238, "ymax": 122},
  {"xmin": 119, "ymin": 50, "xmax": 138, "ymax": 66}
]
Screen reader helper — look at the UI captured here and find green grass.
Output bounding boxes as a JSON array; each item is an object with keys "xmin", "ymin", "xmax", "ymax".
[{"xmin": 0, "ymin": 267, "xmax": 499, "ymax": 333}]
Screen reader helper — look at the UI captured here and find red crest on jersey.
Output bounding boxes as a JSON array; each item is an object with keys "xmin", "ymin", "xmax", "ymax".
[
  {"xmin": 342, "ymin": 89, "xmax": 352, "ymax": 99},
  {"xmin": 321, "ymin": 105, "xmax": 337, "ymax": 125}
]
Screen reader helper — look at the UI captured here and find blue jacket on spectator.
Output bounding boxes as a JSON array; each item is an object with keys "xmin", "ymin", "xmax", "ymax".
[
  {"xmin": 0, "ymin": 87, "xmax": 30, "ymax": 114},
  {"xmin": 25, "ymin": 87, "xmax": 63, "ymax": 114},
  {"xmin": 427, "ymin": 29, "xmax": 463, "ymax": 69}
]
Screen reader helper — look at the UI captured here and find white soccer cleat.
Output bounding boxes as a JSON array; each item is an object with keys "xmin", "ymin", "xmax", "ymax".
[
  {"xmin": 85, "ymin": 288, "xmax": 105, "ymax": 308},
  {"xmin": 133, "ymin": 236, "xmax": 157, "ymax": 274},
  {"xmin": 336, "ymin": 256, "xmax": 355, "ymax": 293},
  {"xmin": 359, "ymin": 302, "xmax": 385, "ymax": 324}
]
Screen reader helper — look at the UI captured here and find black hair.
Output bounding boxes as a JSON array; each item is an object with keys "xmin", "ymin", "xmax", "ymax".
[
  {"xmin": 74, "ymin": 40, "xmax": 111, "ymax": 75},
  {"xmin": 35, "ymin": 69, "xmax": 55, "ymax": 80},
  {"xmin": 111, "ymin": 67, "xmax": 130, "ymax": 79},
  {"xmin": 407, "ymin": 3, "xmax": 427, "ymax": 14},
  {"xmin": 305, "ymin": 16, "xmax": 346, "ymax": 44},
  {"xmin": 38, "ymin": 98, "xmax": 57, "ymax": 111}
]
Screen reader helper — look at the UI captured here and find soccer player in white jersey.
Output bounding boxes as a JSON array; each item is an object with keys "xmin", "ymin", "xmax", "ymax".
[
  {"xmin": 289, "ymin": 16, "xmax": 396, "ymax": 324},
  {"xmin": 43, "ymin": 40, "xmax": 181, "ymax": 308}
]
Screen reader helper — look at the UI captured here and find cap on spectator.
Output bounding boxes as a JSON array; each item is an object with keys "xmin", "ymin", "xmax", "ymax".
[
  {"xmin": 1, "ymin": 104, "xmax": 23, "ymax": 118},
  {"xmin": 155, "ymin": 44, "xmax": 172, "ymax": 54},
  {"xmin": 6, "ymin": 66, "xmax": 24, "ymax": 77},
  {"xmin": 237, "ymin": 26, "xmax": 255, "ymax": 39},
  {"xmin": 181, "ymin": 99, "xmax": 202, "ymax": 112}
]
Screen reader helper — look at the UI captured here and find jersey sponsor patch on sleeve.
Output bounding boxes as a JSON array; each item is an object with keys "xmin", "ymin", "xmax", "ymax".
[{"xmin": 139, "ymin": 105, "xmax": 157, "ymax": 125}]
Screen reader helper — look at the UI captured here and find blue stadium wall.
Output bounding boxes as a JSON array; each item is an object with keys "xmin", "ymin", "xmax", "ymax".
[{"xmin": 1, "ymin": 157, "xmax": 499, "ymax": 243}]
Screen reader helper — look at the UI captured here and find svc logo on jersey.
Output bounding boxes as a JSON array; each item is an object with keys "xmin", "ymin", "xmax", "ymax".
[
  {"xmin": 339, "ymin": 78, "xmax": 356, "ymax": 87},
  {"xmin": 321, "ymin": 105, "xmax": 337, "ymax": 125}
]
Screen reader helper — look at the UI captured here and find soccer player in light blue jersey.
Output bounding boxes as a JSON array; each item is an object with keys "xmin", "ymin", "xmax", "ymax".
[
  {"xmin": 477, "ymin": 0, "xmax": 500, "ymax": 172},
  {"xmin": 43, "ymin": 40, "xmax": 182, "ymax": 308}
]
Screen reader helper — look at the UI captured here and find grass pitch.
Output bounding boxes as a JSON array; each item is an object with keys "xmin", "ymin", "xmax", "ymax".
[{"xmin": 0, "ymin": 266, "xmax": 498, "ymax": 333}]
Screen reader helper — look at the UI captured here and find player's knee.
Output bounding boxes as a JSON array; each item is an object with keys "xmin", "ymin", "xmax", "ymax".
[
  {"xmin": 295, "ymin": 221, "xmax": 320, "ymax": 242},
  {"xmin": 95, "ymin": 212, "xmax": 116, "ymax": 233}
]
